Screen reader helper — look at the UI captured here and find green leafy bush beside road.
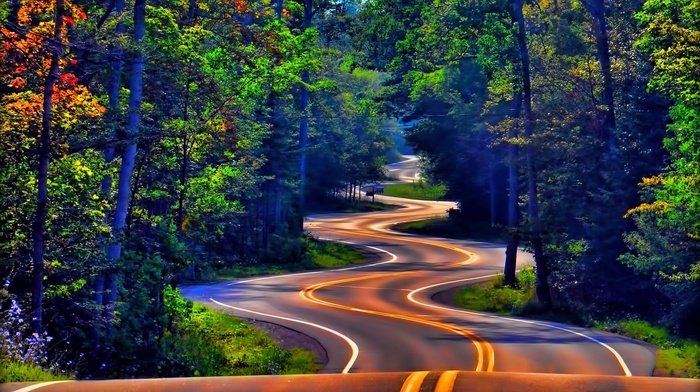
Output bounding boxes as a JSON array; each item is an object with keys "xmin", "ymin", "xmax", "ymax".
[
  {"xmin": 454, "ymin": 268, "xmax": 536, "ymax": 314},
  {"xmin": 160, "ymin": 287, "xmax": 319, "ymax": 377}
]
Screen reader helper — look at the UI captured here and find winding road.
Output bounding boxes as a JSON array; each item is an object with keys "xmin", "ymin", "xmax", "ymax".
[
  {"xmin": 183, "ymin": 156, "xmax": 655, "ymax": 376},
  {"xmin": 5, "ymin": 157, "xmax": 698, "ymax": 391}
]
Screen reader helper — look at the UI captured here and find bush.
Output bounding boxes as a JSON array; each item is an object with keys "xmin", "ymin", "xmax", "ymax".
[{"xmin": 454, "ymin": 268, "xmax": 538, "ymax": 314}]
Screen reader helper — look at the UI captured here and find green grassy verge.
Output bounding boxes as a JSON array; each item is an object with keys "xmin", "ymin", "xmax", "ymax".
[
  {"xmin": 308, "ymin": 199, "xmax": 402, "ymax": 214},
  {"xmin": 594, "ymin": 320, "xmax": 700, "ymax": 378},
  {"xmin": 0, "ymin": 361, "xmax": 72, "ymax": 383},
  {"xmin": 454, "ymin": 271, "xmax": 700, "ymax": 378},
  {"xmin": 305, "ymin": 239, "xmax": 366, "ymax": 268},
  {"xmin": 394, "ymin": 217, "xmax": 505, "ymax": 243},
  {"xmin": 163, "ymin": 291, "xmax": 320, "ymax": 376},
  {"xmin": 384, "ymin": 181, "xmax": 447, "ymax": 200},
  {"xmin": 198, "ymin": 238, "xmax": 368, "ymax": 282}
]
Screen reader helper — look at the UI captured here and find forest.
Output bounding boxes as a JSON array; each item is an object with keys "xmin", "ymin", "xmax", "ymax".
[{"xmin": 1, "ymin": 0, "xmax": 699, "ymax": 381}]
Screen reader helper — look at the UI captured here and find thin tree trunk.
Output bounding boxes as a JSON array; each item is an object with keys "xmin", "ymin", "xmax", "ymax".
[
  {"xmin": 515, "ymin": 0, "xmax": 551, "ymax": 306},
  {"xmin": 274, "ymin": 177, "xmax": 282, "ymax": 226},
  {"xmin": 299, "ymin": 73, "xmax": 309, "ymax": 222},
  {"xmin": 104, "ymin": 0, "xmax": 147, "ymax": 331},
  {"xmin": 275, "ymin": 0, "xmax": 283, "ymax": 19},
  {"xmin": 584, "ymin": 0, "xmax": 617, "ymax": 157},
  {"xmin": 489, "ymin": 156, "xmax": 497, "ymax": 226},
  {"xmin": 503, "ymin": 93, "xmax": 521, "ymax": 288},
  {"xmin": 177, "ymin": 134, "xmax": 188, "ymax": 231},
  {"xmin": 94, "ymin": 0, "xmax": 125, "ymax": 347},
  {"xmin": 297, "ymin": 0, "xmax": 312, "ymax": 227},
  {"xmin": 7, "ymin": 0, "xmax": 21, "ymax": 30},
  {"xmin": 32, "ymin": 0, "xmax": 65, "ymax": 335}
]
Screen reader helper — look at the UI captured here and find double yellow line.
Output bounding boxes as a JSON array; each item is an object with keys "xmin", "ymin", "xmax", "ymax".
[
  {"xmin": 400, "ymin": 370, "xmax": 460, "ymax": 392},
  {"xmin": 300, "ymin": 272, "xmax": 495, "ymax": 372}
]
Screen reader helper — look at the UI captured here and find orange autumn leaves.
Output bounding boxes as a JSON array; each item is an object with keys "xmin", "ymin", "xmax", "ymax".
[{"xmin": 0, "ymin": 0, "xmax": 103, "ymax": 137}]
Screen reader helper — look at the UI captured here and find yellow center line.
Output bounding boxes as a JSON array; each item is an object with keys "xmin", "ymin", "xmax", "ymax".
[
  {"xmin": 300, "ymin": 272, "xmax": 494, "ymax": 372},
  {"xmin": 328, "ymin": 228, "xmax": 478, "ymax": 268},
  {"xmin": 400, "ymin": 371, "xmax": 430, "ymax": 392},
  {"xmin": 304, "ymin": 219, "xmax": 496, "ymax": 371},
  {"xmin": 434, "ymin": 370, "xmax": 459, "ymax": 392}
]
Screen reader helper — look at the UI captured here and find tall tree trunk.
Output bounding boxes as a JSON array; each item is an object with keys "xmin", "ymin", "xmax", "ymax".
[
  {"xmin": 177, "ymin": 79, "xmax": 191, "ymax": 233},
  {"xmin": 32, "ymin": 0, "xmax": 65, "ymax": 335},
  {"xmin": 104, "ymin": 0, "xmax": 146, "ymax": 331},
  {"xmin": 297, "ymin": 0, "xmax": 312, "ymax": 228},
  {"xmin": 515, "ymin": 0, "xmax": 552, "ymax": 307},
  {"xmin": 503, "ymin": 93, "xmax": 521, "ymax": 288},
  {"xmin": 7, "ymin": 0, "xmax": 21, "ymax": 30},
  {"xmin": 274, "ymin": 177, "xmax": 282, "ymax": 226},
  {"xmin": 94, "ymin": 0, "xmax": 125, "ymax": 348},
  {"xmin": 275, "ymin": 0, "xmax": 283, "ymax": 19},
  {"xmin": 584, "ymin": 0, "xmax": 617, "ymax": 157},
  {"xmin": 489, "ymin": 155, "xmax": 497, "ymax": 226}
]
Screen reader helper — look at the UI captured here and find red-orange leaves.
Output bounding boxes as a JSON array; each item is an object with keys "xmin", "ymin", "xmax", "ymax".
[
  {"xmin": 9, "ymin": 77, "xmax": 26, "ymax": 89},
  {"xmin": 0, "ymin": 0, "xmax": 104, "ymax": 136},
  {"xmin": 58, "ymin": 73, "xmax": 79, "ymax": 87}
]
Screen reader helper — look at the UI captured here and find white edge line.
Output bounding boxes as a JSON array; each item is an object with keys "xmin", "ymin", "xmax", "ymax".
[
  {"xmin": 406, "ymin": 275, "xmax": 634, "ymax": 377},
  {"xmin": 11, "ymin": 381, "xmax": 74, "ymax": 392},
  {"xmin": 210, "ymin": 298, "xmax": 359, "ymax": 374}
]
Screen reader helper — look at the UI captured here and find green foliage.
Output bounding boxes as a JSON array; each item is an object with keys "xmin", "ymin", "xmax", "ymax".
[
  {"xmin": 384, "ymin": 181, "xmax": 447, "ymax": 200},
  {"xmin": 621, "ymin": 0, "xmax": 700, "ymax": 336},
  {"xmin": 0, "ymin": 361, "xmax": 71, "ymax": 383},
  {"xmin": 454, "ymin": 268, "xmax": 537, "ymax": 314},
  {"xmin": 596, "ymin": 320, "xmax": 700, "ymax": 378}
]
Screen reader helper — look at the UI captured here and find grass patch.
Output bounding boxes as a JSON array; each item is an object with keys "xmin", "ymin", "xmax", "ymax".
[
  {"xmin": 305, "ymin": 239, "xmax": 366, "ymax": 268},
  {"xmin": 200, "ymin": 265, "xmax": 289, "ymax": 282},
  {"xmin": 454, "ymin": 268, "xmax": 537, "ymax": 314},
  {"xmin": 162, "ymin": 291, "xmax": 320, "ymax": 377},
  {"xmin": 197, "ymin": 238, "xmax": 367, "ymax": 282},
  {"xmin": 0, "ymin": 361, "xmax": 71, "ymax": 383},
  {"xmin": 594, "ymin": 320, "xmax": 700, "ymax": 378},
  {"xmin": 384, "ymin": 181, "xmax": 447, "ymax": 200},
  {"xmin": 308, "ymin": 199, "xmax": 402, "ymax": 214},
  {"xmin": 394, "ymin": 217, "xmax": 505, "ymax": 243}
]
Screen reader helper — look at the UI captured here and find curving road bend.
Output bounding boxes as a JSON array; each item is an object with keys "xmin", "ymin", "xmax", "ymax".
[{"xmin": 180, "ymin": 159, "xmax": 656, "ymax": 377}]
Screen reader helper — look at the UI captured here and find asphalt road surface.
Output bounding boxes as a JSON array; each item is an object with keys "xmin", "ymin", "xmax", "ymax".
[
  {"xmin": 6, "ymin": 157, "xmax": 698, "ymax": 391},
  {"xmin": 386, "ymin": 155, "xmax": 420, "ymax": 181}
]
